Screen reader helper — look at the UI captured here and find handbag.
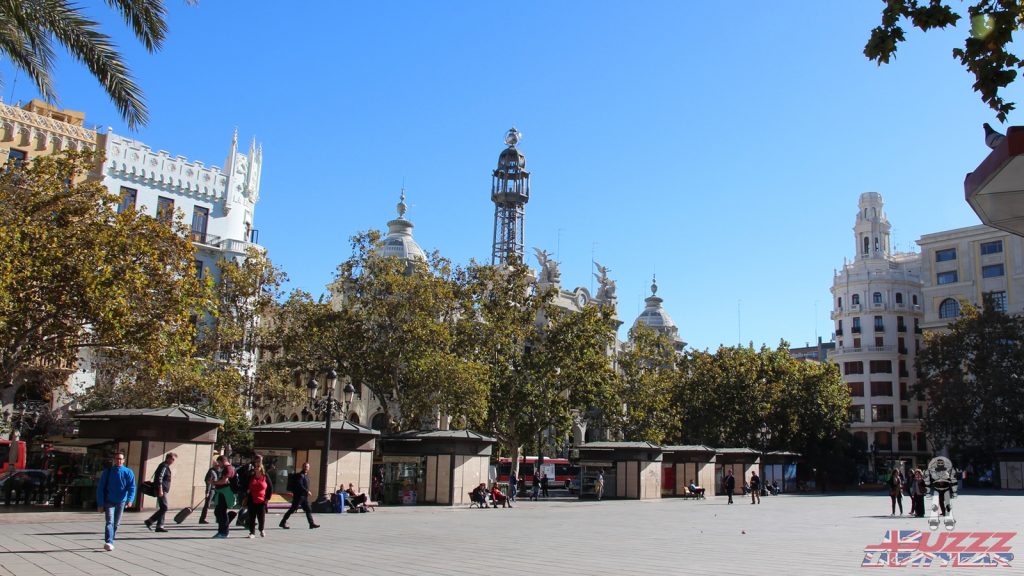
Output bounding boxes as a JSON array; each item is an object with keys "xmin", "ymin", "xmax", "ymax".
[{"xmin": 141, "ymin": 480, "xmax": 157, "ymax": 497}]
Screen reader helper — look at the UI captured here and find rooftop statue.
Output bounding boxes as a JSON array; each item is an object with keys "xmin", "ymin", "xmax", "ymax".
[{"xmin": 534, "ymin": 248, "xmax": 561, "ymax": 285}]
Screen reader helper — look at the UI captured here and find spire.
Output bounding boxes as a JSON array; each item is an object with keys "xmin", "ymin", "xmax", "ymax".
[
  {"xmin": 854, "ymin": 192, "xmax": 891, "ymax": 260},
  {"xmin": 397, "ymin": 188, "xmax": 407, "ymax": 219},
  {"xmin": 378, "ymin": 189, "xmax": 425, "ymax": 262}
]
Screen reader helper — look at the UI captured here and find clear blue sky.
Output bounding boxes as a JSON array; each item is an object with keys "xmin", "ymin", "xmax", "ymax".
[{"xmin": 2, "ymin": 1, "xmax": 1003, "ymax": 351}]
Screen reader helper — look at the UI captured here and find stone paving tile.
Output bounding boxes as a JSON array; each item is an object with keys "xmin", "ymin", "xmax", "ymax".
[{"xmin": 0, "ymin": 493, "xmax": 1022, "ymax": 575}]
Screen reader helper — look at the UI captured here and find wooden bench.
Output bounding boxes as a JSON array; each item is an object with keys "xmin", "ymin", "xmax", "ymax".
[{"xmin": 682, "ymin": 486, "xmax": 706, "ymax": 499}]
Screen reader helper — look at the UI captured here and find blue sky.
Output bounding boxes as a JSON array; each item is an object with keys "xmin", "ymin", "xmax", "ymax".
[{"xmin": 2, "ymin": 1, "xmax": 1003, "ymax": 351}]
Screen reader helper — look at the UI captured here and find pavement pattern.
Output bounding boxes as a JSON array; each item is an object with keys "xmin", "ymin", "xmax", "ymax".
[{"xmin": 0, "ymin": 491, "xmax": 1021, "ymax": 575}]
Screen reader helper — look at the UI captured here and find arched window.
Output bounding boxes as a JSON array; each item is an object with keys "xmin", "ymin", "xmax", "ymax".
[
  {"xmin": 939, "ymin": 298, "xmax": 960, "ymax": 319},
  {"xmin": 873, "ymin": 292, "xmax": 882, "ymax": 304},
  {"xmin": 895, "ymin": 293, "xmax": 903, "ymax": 304},
  {"xmin": 371, "ymin": 413, "xmax": 388, "ymax": 431},
  {"xmin": 348, "ymin": 412, "xmax": 360, "ymax": 424},
  {"xmin": 863, "ymin": 236, "xmax": 870, "ymax": 256},
  {"xmin": 874, "ymin": 431, "xmax": 892, "ymax": 451},
  {"xmin": 912, "ymin": 294, "xmax": 918, "ymax": 306},
  {"xmin": 838, "ymin": 297, "xmax": 843, "ymax": 308},
  {"xmin": 852, "ymin": 294, "xmax": 861, "ymax": 306}
]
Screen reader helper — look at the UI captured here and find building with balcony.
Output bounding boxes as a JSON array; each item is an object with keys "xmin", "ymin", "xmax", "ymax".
[
  {"xmin": 830, "ymin": 193, "xmax": 927, "ymax": 479},
  {"xmin": 917, "ymin": 225, "xmax": 1024, "ymax": 331}
]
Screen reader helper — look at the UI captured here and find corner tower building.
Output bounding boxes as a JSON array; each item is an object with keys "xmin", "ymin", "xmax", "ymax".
[
  {"xmin": 491, "ymin": 128, "xmax": 530, "ymax": 265},
  {"xmin": 831, "ymin": 193, "xmax": 927, "ymax": 479}
]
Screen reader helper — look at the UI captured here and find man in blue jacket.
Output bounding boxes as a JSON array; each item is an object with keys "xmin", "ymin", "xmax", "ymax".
[{"xmin": 96, "ymin": 452, "xmax": 136, "ymax": 552}]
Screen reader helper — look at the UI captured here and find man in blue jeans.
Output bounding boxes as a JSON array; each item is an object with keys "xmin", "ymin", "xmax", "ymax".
[
  {"xmin": 96, "ymin": 452, "xmax": 136, "ymax": 552},
  {"xmin": 144, "ymin": 452, "xmax": 176, "ymax": 533}
]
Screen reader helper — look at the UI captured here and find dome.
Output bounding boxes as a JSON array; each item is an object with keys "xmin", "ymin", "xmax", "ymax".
[
  {"xmin": 377, "ymin": 191, "xmax": 425, "ymax": 262},
  {"xmin": 633, "ymin": 276, "xmax": 685, "ymax": 350}
]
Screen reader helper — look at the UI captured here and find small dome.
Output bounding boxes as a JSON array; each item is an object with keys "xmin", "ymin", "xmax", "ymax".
[
  {"xmin": 633, "ymin": 276, "xmax": 684, "ymax": 349},
  {"xmin": 377, "ymin": 190, "xmax": 425, "ymax": 262}
]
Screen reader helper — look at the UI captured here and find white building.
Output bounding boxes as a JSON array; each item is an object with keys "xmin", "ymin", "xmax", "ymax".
[
  {"xmin": 632, "ymin": 276, "xmax": 685, "ymax": 352},
  {"xmin": 830, "ymin": 193, "xmax": 927, "ymax": 477},
  {"xmin": 917, "ymin": 224, "xmax": 1024, "ymax": 330}
]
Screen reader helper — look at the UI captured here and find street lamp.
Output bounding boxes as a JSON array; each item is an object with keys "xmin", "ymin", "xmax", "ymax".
[
  {"xmin": 306, "ymin": 369, "xmax": 355, "ymax": 512},
  {"xmin": 758, "ymin": 421, "xmax": 773, "ymax": 491}
]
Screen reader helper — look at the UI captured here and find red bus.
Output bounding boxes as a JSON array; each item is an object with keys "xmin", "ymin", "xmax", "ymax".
[
  {"xmin": 0, "ymin": 440, "xmax": 27, "ymax": 475},
  {"xmin": 496, "ymin": 457, "xmax": 578, "ymax": 490}
]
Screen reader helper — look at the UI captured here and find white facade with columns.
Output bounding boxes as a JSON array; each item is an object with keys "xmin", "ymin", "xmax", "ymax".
[{"xmin": 831, "ymin": 192, "xmax": 928, "ymax": 477}]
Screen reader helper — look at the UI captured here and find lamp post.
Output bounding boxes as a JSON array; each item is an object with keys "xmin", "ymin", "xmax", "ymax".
[
  {"xmin": 306, "ymin": 369, "xmax": 355, "ymax": 512},
  {"xmin": 758, "ymin": 421, "xmax": 773, "ymax": 492}
]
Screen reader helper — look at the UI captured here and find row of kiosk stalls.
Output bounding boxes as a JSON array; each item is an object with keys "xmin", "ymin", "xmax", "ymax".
[
  {"xmin": 660, "ymin": 445, "xmax": 717, "ymax": 497},
  {"xmin": 576, "ymin": 442, "xmax": 663, "ymax": 500},
  {"xmin": 250, "ymin": 420, "xmax": 379, "ymax": 508},
  {"xmin": 56, "ymin": 407, "xmax": 222, "ymax": 511},
  {"xmin": 378, "ymin": 430, "xmax": 495, "ymax": 506}
]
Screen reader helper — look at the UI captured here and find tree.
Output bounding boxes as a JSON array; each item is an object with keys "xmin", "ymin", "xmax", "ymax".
[
  {"xmin": 865, "ymin": 0, "xmax": 1024, "ymax": 121},
  {"xmin": 0, "ymin": 0, "xmax": 194, "ymax": 129},
  {"xmin": 468, "ymin": 262, "xmax": 618, "ymax": 471},
  {"xmin": 611, "ymin": 324, "xmax": 680, "ymax": 444},
  {"xmin": 915, "ymin": 300, "xmax": 1024, "ymax": 468},
  {"xmin": 0, "ymin": 151, "xmax": 205, "ymax": 402}
]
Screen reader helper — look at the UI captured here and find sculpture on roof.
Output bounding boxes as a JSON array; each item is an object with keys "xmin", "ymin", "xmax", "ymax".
[
  {"xmin": 534, "ymin": 247, "xmax": 561, "ymax": 285},
  {"xmin": 593, "ymin": 261, "xmax": 617, "ymax": 304}
]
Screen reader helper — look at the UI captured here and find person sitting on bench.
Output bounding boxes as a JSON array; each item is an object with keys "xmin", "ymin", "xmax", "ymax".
[
  {"xmin": 490, "ymin": 483, "xmax": 511, "ymax": 508},
  {"xmin": 688, "ymin": 480, "xmax": 706, "ymax": 498},
  {"xmin": 470, "ymin": 483, "xmax": 489, "ymax": 508},
  {"xmin": 345, "ymin": 483, "xmax": 368, "ymax": 509}
]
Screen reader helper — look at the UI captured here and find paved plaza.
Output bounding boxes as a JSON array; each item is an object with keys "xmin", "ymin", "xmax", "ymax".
[{"xmin": 0, "ymin": 492, "xmax": 1021, "ymax": 575}]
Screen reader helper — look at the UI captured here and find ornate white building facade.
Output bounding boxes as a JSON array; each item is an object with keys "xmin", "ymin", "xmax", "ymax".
[{"xmin": 831, "ymin": 193, "xmax": 928, "ymax": 477}]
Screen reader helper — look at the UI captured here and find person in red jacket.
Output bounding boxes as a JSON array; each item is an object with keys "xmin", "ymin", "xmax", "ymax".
[{"xmin": 246, "ymin": 463, "xmax": 272, "ymax": 538}]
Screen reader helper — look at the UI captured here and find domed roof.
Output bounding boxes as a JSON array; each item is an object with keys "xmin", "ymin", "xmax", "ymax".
[
  {"xmin": 377, "ymin": 191, "xmax": 425, "ymax": 262},
  {"xmin": 496, "ymin": 127, "xmax": 527, "ymax": 171},
  {"xmin": 633, "ymin": 276, "xmax": 684, "ymax": 349}
]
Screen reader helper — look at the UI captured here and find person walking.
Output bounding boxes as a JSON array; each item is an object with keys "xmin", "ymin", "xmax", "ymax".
[
  {"xmin": 749, "ymin": 471, "xmax": 761, "ymax": 504},
  {"xmin": 912, "ymin": 469, "xmax": 926, "ymax": 518},
  {"xmin": 595, "ymin": 470, "xmax": 605, "ymax": 501},
  {"xmin": 889, "ymin": 468, "xmax": 904, "ymax": 516},
  {"xmin": 198, "ymin": 459, "xmax": 220, "ymax": 524},
  {"xmin": 97, "ymin": 452, "xmax": 136, "ymax": 552},
  {"xmin": 540, "ymin": 472, "xmax": 550, "ymax": 498},
  {"xmin": 211, "ymin": 454, "xmax": 236, "ymax": 538},
  {"xmin": 246, "ymin": 462, "xmax": 271, "ymax": 538},
  {"xmin": 724, "ymin": 469, "xmax": 735, "ymax": 504},
  {"xmin": 144, "ymin": 452, "xmax": 176, "ymax": 533},
  {"xmin": 280, "ymin": 462, "xmax": 319, "ymax": 529},
  {"xmin": 531, "ymin": 471, "xmax": 540, "ymax": 501},
  {"xmin": 508, "ymin": 471, "xmax": 518, "ymax": 504}
]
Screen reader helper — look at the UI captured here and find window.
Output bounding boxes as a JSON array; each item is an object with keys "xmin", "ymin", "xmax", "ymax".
[
  {"xmin": 897, "ymin": 316, "xmax": 906, "ymax": 332},
  {"xmin": 194, "ymin": 260, "xmax": 204, "ymax": 280},
  {"xmin": 895, "ymin": 293, "xmax": 903, "ymax": 304},
  {"xmin": 874, "ymin": 316, "xmax": 884, "ymax": 331},
  {"xmin": 939, "ymin": 298, "xmax": 960, "ymax": 319},
  {"xmin": 982, "ymin": 263, "xmax": 1005, "ymax": 278},
  {"xmin": 836, "ymin": 319, "xmax": 843, "ymax": 336},
  {"xmin": 935, "ymin": 248, "xmax": 957, "ymax": 262},
  {"xmin": 854, "ymin": 337, "xmax": 861, "ymax": 348},
  {"xmin": 117, "ymin": 187, "xmax": 137, "ymax": 213},
  {"xmin": 873, "ymin": 292, "xmax": 883, "ymax": 304},
  {"xmin": 852, "ymin": 317, "xmax": 861, "ymax": 333},
  {"xmin": 899, "ymin": 381, "xmax": 909, "ymax": 398},
  {"xmin": 871, "ymin": 381, "xmax": 893, "ymax": 396},
  {"xmin": 898, "ymin": 432, "xmax": 913, "ymax": 451},
  {"xmin": 900, "ymin": 405, "xmax": 909, "ymax": 419},
  {"xmin": 916, "ymin": 432, "xmax": 927, "ymax": 452},
  {"xmin": 988, "ymin": 291, "xmax": 1008, "ymax": 312},
  {"xmin": 871, "ymin": 404, "xmax": 894, "ymax": 423},
  {"xmin": 837, "ymin": 297, "xmax": 843, "ymax": 308},
  {"xmin": 863, "ymin": 236, "xmax": 869, "ymax": 256},
  {"xmin": 843, "ymin": 361, "xmax": 864, "ymax": 375},
  {"xmin": 874, "ymin": 431, "xmax": 892, "ymax": 450},
  {"xmin": 848, "ymin": 382, "xmax": 864, "ymax": 396},
  {"xmin": 157, "ymin": 196, "xmax": 175, "ymax": 224},
  {"xmin": 912, "ymin": 294, "xmax": 918, "ymax": 306},
  {"xmin": 852, "ymin": 294, "xmax": 861, "ymax": 306},
  {"xmin": 7, "ymin": 148, "xmax": 26, "ymax": 167},
  {"xmin": 848, "ymin": 405, "xmax": 865, "ymax": 423},
  {"xmin": 874, "ymin": 336, "xmax": 884, "ymax": 347},
  {"xmin": 981, "ymin": 240, "xmax": 1003, "ymax": 255},
  {"xmin": 869, "ymin": 360, "xmax": 892, "ymax": 373},
  {"xmin": 191, "ymin": 206, "xmax": 210, "ymax": 243},
  {"xmin": 937, "ymin": 270, "xmax": 958, "ymax": 285}
]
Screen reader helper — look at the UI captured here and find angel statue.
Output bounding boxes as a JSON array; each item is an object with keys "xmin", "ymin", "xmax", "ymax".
[
  {"xmin": 534, "ymin": 248, "xmax": 561, "ymax": 285},
  {"xmin": 593, "ymin": 261, "xmax": 617, "ymax": 303}
]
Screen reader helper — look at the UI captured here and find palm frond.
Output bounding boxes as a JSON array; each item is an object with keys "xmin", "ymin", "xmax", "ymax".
[{"xmin": 103, "ymin": 0, "xmax": 166, "ymax": 52}]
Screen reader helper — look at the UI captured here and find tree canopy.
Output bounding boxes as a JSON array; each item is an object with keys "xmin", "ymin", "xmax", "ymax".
[{"xmin": 865, "ymin": 0, "xmax": 1024, "ymax": 121}]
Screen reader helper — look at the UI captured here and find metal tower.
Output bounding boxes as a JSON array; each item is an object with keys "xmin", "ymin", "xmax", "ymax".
[{"xmin": 491, "ymin": 127, "xmax": 530, "ymax": 265}]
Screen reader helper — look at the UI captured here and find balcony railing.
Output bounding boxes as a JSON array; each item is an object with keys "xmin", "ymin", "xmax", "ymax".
[
  {"xmin": 871, "ymin": 302, "xmax": 885, "ymax": 310},
  {"xmin": 897, "ymin": 324, "xmax": 907, "ymax": 332},
  {"xmin": 191, "ymin": 231, "xmax": 221, "ymax": 246},
  {"xmin": 914, "ymin": 327, "xmax": 923, "ymax": 334},
  {"xmin": 835, "ymin": 329, "xmax": 844, "ymax": 336},
  {"xmin": 898, "ymin": 347, "xmax": 908, "ymax": 355},
  {"xmin": 850, "ymin": 304, "xmax": 862, "ymax": 312},
  {"xmin": 899, "ymin": 370, "xmax": 910, "ymax": 377},
  {"xmin": 867, "ymin": 345, "xmax": 895, "ymax": 352},
  {"xmin": 895, "ymin": 302, "xmax": 907, "ymax": 310},
  {"xmin": 852, "ymin": 326, "xmax": 861, "ymax": 333},
  {"xmin": 874, "ymin": 324, "xmax": 885, "ymax": 332}
]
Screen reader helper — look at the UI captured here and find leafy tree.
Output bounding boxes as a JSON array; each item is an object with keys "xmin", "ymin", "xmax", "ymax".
[
  {"xmin": 0, "ymin": 0, "xmax": 195, "ymax": 129},
  {"xmin": 611, "ymin": 323, "xmax": 679, "ymax": 444},
  {"xmin": 0, "ymin": 151, "xmax": 205, "ymax": 405},
  {"xmin": 865, "ymin": 0, "xmax": 1024, "ymax": 121},
  {"xmin": 468, "ymin": 262, "xmax": 618, "ymax": 471},
  {"xmin": 915, "ymin": 300, "xmax": 1024, "ymax": 468}
]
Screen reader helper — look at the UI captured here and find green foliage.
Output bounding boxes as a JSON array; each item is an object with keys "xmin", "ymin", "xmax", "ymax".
[
  {"xmin": 865, "ymin": 0, "xmax": 1024, "ymax": 121},
  {"xmin": 915, "ymin": 300, "xmax": 1024, "ymax": 465},
  {"xmin": 0, "ymin": 151, "xmax": 205, "ymax": 397},
  {"xmin": 612, "ymin": 324, "xmax": 680, "ymax": 444}
]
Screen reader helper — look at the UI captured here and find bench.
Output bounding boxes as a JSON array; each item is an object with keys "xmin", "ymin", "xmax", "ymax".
[
  {"xmin": 468, "ymin": 492, "xmax": 489, "ymax": 508},
  {"xmin": 682, "ymin": 487, "xmax": 706, "ymax": 499}
]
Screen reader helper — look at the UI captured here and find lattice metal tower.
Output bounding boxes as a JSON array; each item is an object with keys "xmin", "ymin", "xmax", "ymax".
[{"xmin": 490, "ymin": 127, "xmax": 531, "ymax": 265}]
